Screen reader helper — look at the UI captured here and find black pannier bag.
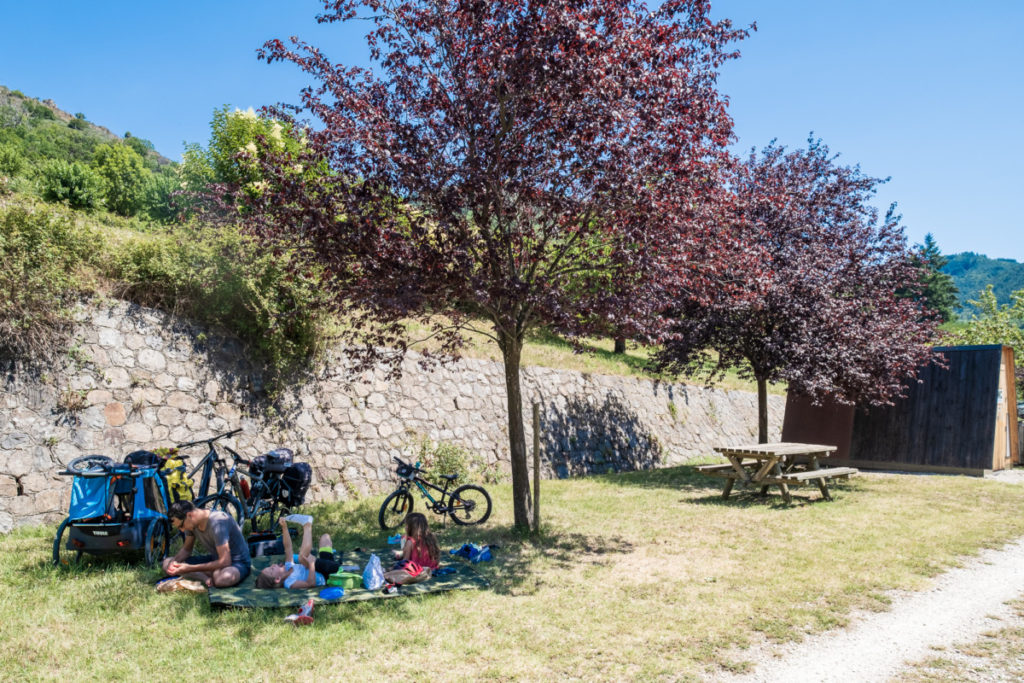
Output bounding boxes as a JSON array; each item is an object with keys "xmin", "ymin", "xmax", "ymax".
[
  {"xmin": 280, "ymin": 462, "xmax": 312, "ymax": 508},
  {"xmin": 250, "ymin": 448, "xmax": 294, "ymax": 478}
]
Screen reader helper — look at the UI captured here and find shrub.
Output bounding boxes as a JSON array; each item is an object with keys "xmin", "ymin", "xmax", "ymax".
[
  {"xmin": 410, "ymin": 437, "xmax": 504, "ymax": 485},
  {"xmin": 0, "ymin": 144, "xmax": 24, "ymax": 177},
  {"xmin": 92, "ymin": 143, "xmax": 151, "ymax": 216},
  {"xmin": 38, "ymin": 160, "xmax": 104, "ymax": 209},
  {"xmin": 24, "ymin": 100, "xmax": 56, "ymax": 120},
  {"xmin": 144, "ymin": 171, "xmax": 180, "ymax": 222},
  {"xmin": 0, "ymin": 203, "xmax": 98, "ymax": 362},
  {"xmin": 106, "ymin": 223, "xmax": 334, "ymax": 384},
  {"xmin": 68, "ymin": 118, "xmax": 88, "ymax": 131}
]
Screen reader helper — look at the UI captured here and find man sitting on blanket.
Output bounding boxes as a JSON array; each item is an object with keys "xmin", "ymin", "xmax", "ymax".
[
  {"xmin": 162, "ymin": 500, "xmax": 251, "ymax": 588},
  {"xmin": 255, "ymin": 515, "xmax": 342, "ymax": 589}
]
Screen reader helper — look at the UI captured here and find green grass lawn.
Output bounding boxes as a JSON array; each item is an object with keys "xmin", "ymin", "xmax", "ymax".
[{"xmin": 3, "ymin": 467, "xmax": 1023, "ymax": 681}]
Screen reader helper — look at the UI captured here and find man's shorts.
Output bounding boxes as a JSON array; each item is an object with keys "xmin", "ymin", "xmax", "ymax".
[{"xmin": 183, "ymin": 554, "xmax": 251, "ymax": 582}]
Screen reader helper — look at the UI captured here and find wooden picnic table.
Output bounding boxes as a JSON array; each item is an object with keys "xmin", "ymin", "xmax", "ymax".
[{"xmin": 697, "ymin": 442, "xmax": 857, "ymax": 504}]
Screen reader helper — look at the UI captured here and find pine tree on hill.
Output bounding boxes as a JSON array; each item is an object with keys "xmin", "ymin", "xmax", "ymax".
[{"xmin": 911, "ymin": 233, "xmax": 959, "ymax": 322}]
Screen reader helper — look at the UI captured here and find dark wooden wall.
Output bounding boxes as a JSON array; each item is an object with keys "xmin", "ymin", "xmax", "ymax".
[
  {"xmin": 783, "ymin": 345, "xmax": 1016, "ymax": 473},
  {"xmin": 849, "ymin": 346, "xmax": 1001, "ymax": 470}
]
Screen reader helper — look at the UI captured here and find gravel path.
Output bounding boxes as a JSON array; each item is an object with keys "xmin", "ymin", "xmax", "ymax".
[{"xmin": 723, "ymin": 471, "xmax": 1024, "ymax": 683}]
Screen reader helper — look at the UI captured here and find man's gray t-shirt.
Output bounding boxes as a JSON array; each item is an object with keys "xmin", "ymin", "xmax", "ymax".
[{"xmin": 187, "ymin": 510, "xmax": 250, "ymax": 566}]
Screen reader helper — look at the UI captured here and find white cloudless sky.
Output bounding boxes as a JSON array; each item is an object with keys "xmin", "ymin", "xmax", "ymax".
[{"xmin": 3, "ymin": 1, "xmax": 1021, "ymax": 259}]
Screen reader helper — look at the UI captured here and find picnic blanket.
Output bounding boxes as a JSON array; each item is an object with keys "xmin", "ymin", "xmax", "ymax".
[{"xmin": 208, "ymin": 549, "xmax": 489, "ymax": 609}]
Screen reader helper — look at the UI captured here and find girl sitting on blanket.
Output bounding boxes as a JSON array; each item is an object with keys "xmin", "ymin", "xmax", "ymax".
[
  {"xmin": 384, "ymin": 512, "xmax": 440, "ymax": 585},
  {"xmin": 255, "ymin": 515, "xmax": 341, "ymax": 589}
]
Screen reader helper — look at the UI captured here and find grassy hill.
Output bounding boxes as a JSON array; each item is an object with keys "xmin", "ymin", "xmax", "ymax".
[
  {"xmin": 943, "ymin": 252, "xmax": 1024, "ymax": 311},
  {"xmin": 0, "ymin": 85, "xmax": 171, "ymax": 170}
]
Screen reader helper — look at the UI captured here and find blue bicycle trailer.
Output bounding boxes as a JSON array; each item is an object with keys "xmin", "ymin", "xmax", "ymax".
[{"xmin": 53, "ymin": 452, "xmax": 182, "ymax": 567}]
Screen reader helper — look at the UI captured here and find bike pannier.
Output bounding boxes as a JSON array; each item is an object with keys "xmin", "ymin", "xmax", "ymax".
[
  {"xmin": 280, "ymin": 462, "xmax": 312, "ymax": 507},
  {"xmin": 251, "ymin": 448, "xmax": 294, "ymax": 476}
]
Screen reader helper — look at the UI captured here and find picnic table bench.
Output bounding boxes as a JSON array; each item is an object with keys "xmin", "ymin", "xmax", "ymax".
[{"xmin": 697, "ymin": 442, "xmax": 857, "ymax": 504}]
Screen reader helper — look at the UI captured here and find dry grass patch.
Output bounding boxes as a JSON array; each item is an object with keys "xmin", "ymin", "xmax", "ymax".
[{"xmin": 2, "ymin": 468, "xmax": 1024, "ymax": 680}]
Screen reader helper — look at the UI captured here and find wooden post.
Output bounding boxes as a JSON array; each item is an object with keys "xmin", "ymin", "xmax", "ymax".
[{"xmin": 532, "ymin": 402, "xmax": 540, "ymax": 532}]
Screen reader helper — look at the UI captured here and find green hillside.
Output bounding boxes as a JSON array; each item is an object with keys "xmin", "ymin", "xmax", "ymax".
[
  {"xmin": 942, "ymin": 252, "xmax": 1024, "ymax": 311},
  {"xmin": 0, "ymin": 85, "xmax": 171, "ymax": 170}
]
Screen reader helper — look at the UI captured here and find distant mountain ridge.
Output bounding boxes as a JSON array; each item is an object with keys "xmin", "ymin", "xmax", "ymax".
[{"xmin": 942, "ymin": 252, "xmax": 1024, "ymax": 311}]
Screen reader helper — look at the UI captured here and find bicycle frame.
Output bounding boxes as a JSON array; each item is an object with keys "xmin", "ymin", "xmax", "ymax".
[{"xmin": 401, "ymin": 474, "xmax": 458, "ymax": 511}]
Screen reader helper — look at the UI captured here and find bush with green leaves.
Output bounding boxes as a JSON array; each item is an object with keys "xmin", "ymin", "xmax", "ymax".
[
  {"xmin": 144, "ymin": 170, "xmax": 180, "ymax": 221},
  {"xmin": 92, "ymin": 142, "xmax": 152, "ymax": 216},
  {"xmin": 0, "ymin": 143, "xmax": 25, "ymax": 177},
  {"xmin": 409, "ymin": 437, "xmax": 505, "ymax": 485},
  {"xmin": 0, "ymin": 203, "xmax": 98, "ymax": 362},
  {"xmin": 107, "ymin": 222, "xmax": 334, "ymax": 384},
  {"xmin": 942, "ymin": 284, "xmax": 1024, "ymax": 399},
  {"xmin": 181, "ymin": 106, "xmax": 314, "ymax": 203},
  {"xmin": 38, "ymin": 159, "xmax": 104, "ymax": 209}
]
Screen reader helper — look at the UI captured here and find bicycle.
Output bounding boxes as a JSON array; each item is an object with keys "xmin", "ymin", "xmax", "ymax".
[
  {"xmin": 172, "ymin": 429, "xmax": 296, "ymax": 534},
  {"xmin": 378, "ymin": 456, "xmax": 492, "ymax": 530}
]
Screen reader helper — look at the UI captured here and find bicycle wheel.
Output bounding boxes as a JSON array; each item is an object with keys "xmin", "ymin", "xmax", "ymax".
[
  {"xmin": 248, "ymin": 497, "xmax": 282, "ymax": 534},
  {"xmin": 449, "ymin": 485, "xmax": 492, "ymax": 525},
  {"xmin": 378, "ymin": 490, "xmax": 414, "ymax": 530},
  {"xmin": 195, "ymin": 494, "xmax": 242, "ymax": 525},
  {"xmin": 52, "ymin": 517, "xmax": 83, "ymax": 568},
  {"xmin": 144, "ymin": 520, "xmax": 169, "ymax": 567}
]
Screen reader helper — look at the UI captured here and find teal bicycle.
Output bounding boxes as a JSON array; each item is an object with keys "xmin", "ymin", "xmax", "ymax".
[{"xmin": 378, "ymin": 457, "xmax": 492, "ymax": 530}]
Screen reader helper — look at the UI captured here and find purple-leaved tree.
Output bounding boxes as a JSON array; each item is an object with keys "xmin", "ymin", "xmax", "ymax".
[
  {"xmin": 246, "ymin": 0, "xmax": 751, "ymax": 529},
  {"xmin": 654, "ymin": 139, "xmax": 941, "ymax": 443}
]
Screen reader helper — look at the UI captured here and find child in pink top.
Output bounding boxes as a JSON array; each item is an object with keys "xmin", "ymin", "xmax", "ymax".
[{"xmin": 385, "ymin": 512, "xmax": 439, "ymax": 585}]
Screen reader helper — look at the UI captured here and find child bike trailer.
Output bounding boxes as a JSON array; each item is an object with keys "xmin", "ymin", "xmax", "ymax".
[{"xmin": 53, "ymin": 452, "xmax": 180, "ymax": 568}]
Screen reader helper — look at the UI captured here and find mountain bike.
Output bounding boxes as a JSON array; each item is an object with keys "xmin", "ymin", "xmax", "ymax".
[
  {"xmin": 378, "ymin": 456, "xmax": 492, "ymax": 530},
  {"xmin": 173, "ymin": 429, "xmax": 297, "ymax": 534}
]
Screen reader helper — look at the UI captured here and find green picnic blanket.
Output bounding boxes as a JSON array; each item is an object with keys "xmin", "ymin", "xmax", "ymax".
[{"xmin": 208, "ymin": 549, "xmax": 489, "ymax": 609}]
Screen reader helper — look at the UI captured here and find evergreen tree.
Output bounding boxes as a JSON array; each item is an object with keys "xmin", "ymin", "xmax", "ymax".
[{"xmin": 912, "ymin": 233, "xmax": 959, "ymax": 322}]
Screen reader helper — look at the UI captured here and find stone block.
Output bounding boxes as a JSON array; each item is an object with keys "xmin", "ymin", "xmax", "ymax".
[
  {"xmin": 87, "ymin": 389, "xmax": 114, "ymax": 406},
  {"xmin": 1, "ymin": 432, "xmax": 31, "ymax": 450},
  {"xmin": 215, "ymin": 403, "xmax": 241, "ymax": 422},
  {"xmin": 167, "ymin": 392, "xmax": 199, "ymax": 412},
  {"xmin": 122, "ymin": 422, "xmax": 152, "ymax": 443},
  {"xmin": 168, "ymin": 425, "xmax": 191, "ymax": 443},
  {"xmin": 97, "ymin": 327, "xmax": 124, "ymax": 348},
  {"xmin": 20, "ymin": 472, "xmax": 50, "ymax": 493},
  {"xmin": 104, "ymin": 367, "xmax": 131, "ymax": 390},
  {"xmin": 157, "ymin": 406, "xmax": 182, "ymax": 427},
  {"xmin": 153, "ymin": 373, "xmax": 176, "ymax": 389},
  {"xmin": 138, "ymin": 349, "xmax": 167, "ymax": 372},
  {"xmin": 0, "ymin": 475, "xmax": 17, "ymax": 497},
  {"xmin": 104, "ymin": 402, "xmax": 127, "ymax": 427},
  {"xmin": 102, "ymin": 428, "xmax": 124, "ymax": 447},
  {"xmin": 204, "ymin": 380, "xmax": 221, "ymax": 402},
  {"xmin": 184, "ymin": 413, "xmax": 207, "ymax": 432},
  {"xmin": 4, "ymin": 494, "xmax": 36, "ymax": 516}
]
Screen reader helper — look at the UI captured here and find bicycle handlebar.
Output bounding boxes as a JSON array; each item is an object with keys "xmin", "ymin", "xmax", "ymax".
[
  {"xmin": 175, "ymin": 428, "xmax": 243, "ymax": 450},
  {"xmin": 393, "ymin": 456, "xmax": 424, "ymax": 474}
]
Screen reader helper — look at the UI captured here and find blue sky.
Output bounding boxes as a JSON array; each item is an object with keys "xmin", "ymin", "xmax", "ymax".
[{"xmin": 3, "ymin": 1, "xmax": 1022, "ymax": 260}]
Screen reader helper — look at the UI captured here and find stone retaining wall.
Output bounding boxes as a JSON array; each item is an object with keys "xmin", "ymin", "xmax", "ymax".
[{"xmin": 0, "ymin": 302, "xmax": 784, "ymax": 532}]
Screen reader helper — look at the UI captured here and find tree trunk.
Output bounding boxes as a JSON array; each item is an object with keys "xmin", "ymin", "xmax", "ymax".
[
  {"xmin": 613, "ymin": 336, "xmax": 626, "ymax": 354},
  {"xmin": 500, "ymin": 336, "xmax": 533, "ymax": 530},
  {"xmin": 757, "ymin": 375, "xmax": 768, "ymax": 444}
]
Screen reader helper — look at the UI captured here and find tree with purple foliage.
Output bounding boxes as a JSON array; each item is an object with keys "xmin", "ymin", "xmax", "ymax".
[
  {"xmin": 654, "ymin": 139, "xmax": 940, "ymax": 443},
  {"xmin": 246, "ymin": 0, "xmax": 751, "ymax": 529}
]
